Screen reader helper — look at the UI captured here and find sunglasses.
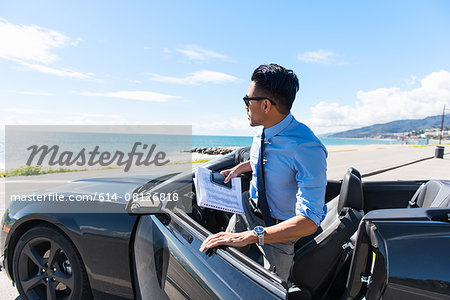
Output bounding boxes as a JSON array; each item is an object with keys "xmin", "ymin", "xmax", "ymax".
[{"xmin": 243, "ymin": 95, "xmax": 276, "ymax": 107}]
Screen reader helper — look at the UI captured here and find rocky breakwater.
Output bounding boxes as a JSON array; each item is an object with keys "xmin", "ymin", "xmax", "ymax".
[{"xmin": 188, "ymin": 147, "xmax": 239, "ymax": 155}]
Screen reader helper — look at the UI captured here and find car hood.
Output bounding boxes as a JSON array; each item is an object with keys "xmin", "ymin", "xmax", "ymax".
[
  {"xmin": 49, "ymin": 174, "xmax": 166, "ymax": 198},
  {"xmin": 8, "ymin": 172, "xmax": 180, "ymax": 215}
]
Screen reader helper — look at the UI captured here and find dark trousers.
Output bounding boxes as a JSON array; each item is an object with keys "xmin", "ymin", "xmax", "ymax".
[{"xmin": 225, "ymin": 191, "xmax": 297, "ymax": 281}]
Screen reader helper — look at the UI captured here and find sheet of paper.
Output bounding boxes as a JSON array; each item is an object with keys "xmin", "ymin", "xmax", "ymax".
[{"xmin": 194, "ymin": 167, "xmax": 244, "ymax": 214}]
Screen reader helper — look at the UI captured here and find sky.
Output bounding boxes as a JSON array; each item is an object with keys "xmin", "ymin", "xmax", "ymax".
[{"xmin": 1, "ymin": 0, "xmax": 450, "ymax": 136}]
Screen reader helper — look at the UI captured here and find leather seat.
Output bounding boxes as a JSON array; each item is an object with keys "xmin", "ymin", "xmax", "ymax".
[
  {"xmin": 294, "ymin": 167, "xmax": 362, "ymax": 251},
  {"xmin": 234, "ymin": 146, "xmax": 251, "ymax": 164},
  {"xmin": 409, "ymin": 180, "xmax": 450, "ymax": 208},
  {"xmin": 289, "ymin": 169, "xmax": 364, "ymax": 300}
]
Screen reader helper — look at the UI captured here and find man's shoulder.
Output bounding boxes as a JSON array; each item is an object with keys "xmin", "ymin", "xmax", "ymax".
[{"xmin": 284, "ymin": 119, "xmax": 322, "ymax": 144}]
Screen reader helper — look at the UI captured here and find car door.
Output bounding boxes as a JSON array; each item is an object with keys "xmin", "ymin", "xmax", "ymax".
[
  {"xmin": 126, "ymin": 169, "xmax": 287, "ymax": 300},
  {"xmin": 130, "ymin": 211, "xmax": 287, "ymax": 300}
]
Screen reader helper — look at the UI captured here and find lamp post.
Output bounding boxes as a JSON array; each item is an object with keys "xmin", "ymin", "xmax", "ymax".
[
  {"xmin": 438, "ymin": 104, "xmax": 446, "ymax": 145},
  {"xmin": 435, "ymin": 105, "xmax": 449, "ymax": 159}
]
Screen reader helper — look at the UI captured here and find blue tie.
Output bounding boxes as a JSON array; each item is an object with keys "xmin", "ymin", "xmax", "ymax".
[{"xmin": 257, "ymin": 129, "xmax": 274, "ymax": 226}]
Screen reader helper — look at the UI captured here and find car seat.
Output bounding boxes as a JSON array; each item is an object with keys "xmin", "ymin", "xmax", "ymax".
[
  {"xmin": 289, "ymin": 170, "xmax": 364, "ymax": 300},
  {"xmin": 294, "ymin": 167, "xmax": 362, "ymax": 251},
  {"xmin": 408, "ymin": 180, "xmax": 450, "ymax": 208}
]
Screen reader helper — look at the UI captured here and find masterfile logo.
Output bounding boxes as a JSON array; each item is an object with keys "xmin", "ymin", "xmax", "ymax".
[
  {"xmin": 3, "ymin": 125, "xmax": 192, "ymax": 213},
  {"xmin": 26, "ymin": 142, "xmax": 170, "ymax": 172}
]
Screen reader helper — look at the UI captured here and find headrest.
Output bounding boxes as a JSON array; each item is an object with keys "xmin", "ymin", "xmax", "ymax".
[
  {"xmin": 235, "ymin": 146, "xmax": 251, "ymax": 165},
  {"xmin": 338, "ymin": 172, "xmax": 364, "ymax": 215},
  {"xmin": 347, "ymin": 167, "xmax": 361, "ymax": 180}
]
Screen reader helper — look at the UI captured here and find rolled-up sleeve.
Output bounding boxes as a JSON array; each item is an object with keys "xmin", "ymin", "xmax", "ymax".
[{"xmin": 294, "ymin": 142, "xmax": 328, "ymax": 226}]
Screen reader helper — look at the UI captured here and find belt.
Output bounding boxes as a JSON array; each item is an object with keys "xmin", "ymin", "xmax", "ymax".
[{"xmin": 249, "ymin": 198, "xmax": 284, "ymax": 225}]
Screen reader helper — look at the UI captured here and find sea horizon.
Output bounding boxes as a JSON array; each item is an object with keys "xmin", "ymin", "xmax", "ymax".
[{"xmin": 0, "ymin": 133, "xmax": 427, "ymax": 170}]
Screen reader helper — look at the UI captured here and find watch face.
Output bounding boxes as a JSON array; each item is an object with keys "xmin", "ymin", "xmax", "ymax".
[{"xmin": 254, "ymin": 226, "xmax": 264, "ymax": 235}]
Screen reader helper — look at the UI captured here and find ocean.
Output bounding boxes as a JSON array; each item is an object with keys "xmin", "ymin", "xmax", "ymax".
[{"xmin": 0, "ymin": 132, "xmax": 423, "ymax": 170}]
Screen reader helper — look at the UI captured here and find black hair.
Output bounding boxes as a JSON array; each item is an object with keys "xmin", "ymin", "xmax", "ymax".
[{"xmin": 251, "ymin": 64, "xmax": 299, "ymax": 114}]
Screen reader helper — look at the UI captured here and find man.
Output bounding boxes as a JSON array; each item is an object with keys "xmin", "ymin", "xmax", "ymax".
[{"xmin": 200, "ymin": 64, "xmax": 327, "ymax": 281}]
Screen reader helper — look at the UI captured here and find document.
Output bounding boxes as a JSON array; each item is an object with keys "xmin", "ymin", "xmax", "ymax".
[{"xmin": 194, "ymin": 167, "xmax": 244, "ymax": 214}]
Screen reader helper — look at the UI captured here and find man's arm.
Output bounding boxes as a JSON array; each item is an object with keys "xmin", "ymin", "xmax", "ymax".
[
  {"xmin": 199, "ymin": 215, "xmax": 317, "ymax": 252},
  {"xmin": 200, "ymin": 143, "xmax": 326, "ymax": 252},
  {"xmin": 220, "ymin": 160, "xmax": 252, "ymax": 183}
]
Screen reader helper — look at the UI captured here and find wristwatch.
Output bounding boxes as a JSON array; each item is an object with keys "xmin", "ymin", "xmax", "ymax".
[{"xmin": 253, "ymin": 226, "xmax": 265, "ymax": 246}]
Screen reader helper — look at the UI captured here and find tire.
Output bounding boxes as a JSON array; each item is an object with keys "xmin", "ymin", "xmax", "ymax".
[{"xmin": 12, "ymin": 225, "xmax": 92, "ymax": 300}]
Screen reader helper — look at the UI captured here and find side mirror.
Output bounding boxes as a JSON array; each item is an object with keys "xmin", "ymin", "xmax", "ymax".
[{"xmin": 126, "ymin": 172, "xmax": 194, "ymax": 215}]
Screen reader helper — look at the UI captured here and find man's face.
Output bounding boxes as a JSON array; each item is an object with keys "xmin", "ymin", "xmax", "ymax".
[{"xmin": 245, "ymin": 81, "xmax": 267, "ymax": 127}]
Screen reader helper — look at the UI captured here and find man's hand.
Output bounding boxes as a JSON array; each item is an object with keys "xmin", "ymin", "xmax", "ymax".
[
  {"xmin": 220, "ymin": 160, "xmax": 251, "ymax": 183},
  {"xmin": 199, "ymin": 216, "xmax": 318, "ymax": 254},
  {"xmin": 199, "ymin": 231, "xmax": 257, "ymax": 252},
  {"xmin": 220, "ymin": 167, "xmax": 239, "ymax": 183}
]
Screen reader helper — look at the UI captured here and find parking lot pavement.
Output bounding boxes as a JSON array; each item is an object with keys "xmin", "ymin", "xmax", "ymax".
[
  {"xmin": 326, "ymin": 145, "xmax": 438, "ymax": 179},
  {"xmin": 364, "ymin": 156, "xmax": 450, "ymax": 180},
  {"xmin": 1, "ymin": 206, "xmax": 19, "ymax": 299},
  {"xmin": 0, "ymin": 270, "xmax": 19, "ymax": 300}
]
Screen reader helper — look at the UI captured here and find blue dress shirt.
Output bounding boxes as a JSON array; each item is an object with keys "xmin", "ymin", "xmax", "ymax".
[{"xmin": 249, "ymin": 113, "xmax": 328, "ymax": 226}]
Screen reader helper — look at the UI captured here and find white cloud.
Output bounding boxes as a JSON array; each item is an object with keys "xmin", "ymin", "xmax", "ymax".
[
  {"xmin": 405, "ymin": 75, "xmax": 418, "ymax": 86},
  {"xmin": 17, "ymin": 60, "xmax": 93, "ymax": 79},
  {"xmin": 4, "ymin": 108, "xmax": 54, "ymax": 115},
  {"xmin": 192, "ymin": 118, "xmax": 254, "ymax": 136},
  {"xmin": 12, "ymin": 91, "xmax": 54, "ymax": 96},
  {"xmin": 0, "ymin": 18, "xmax": 91, "ymax": 78},
  {"xmin": 297, "ymin": 49, "xmax": 335, "ymax": 64},
  {"xmin": 71, "ymin": 37, "xmax": 84, "ymax": 47},
  {"xmin": 0, "ymin": 108, "xmax": 127, "ymax": 125},
  {"xmin": 0, "ymin": 18, "xmax": 68, "ymax": 63},
  {"xmin": 176, "ymin": 45, "xmax": 228, "ymax": 62},
  {"xmin": 0, "ymin": 108, "xmax": 254, "ymax": 136},
  {"xmin": 148, "ymin": 70, "xmax": 238, "ymax": 85},
  {"xmin": 66, "ymin": 113, "xmax": 128, "ymax": 125},
  {"xmin": 79, "ymin": 91, "xmax": 179, "ymax": 102},
  {"xmin": 128, "ymin": 79, "xmax": 142, "ymax": 84},
  {"xmin": 1, "ymin": 108, "xmax": 57, "ymax": 125},
  {"xmin": 306, "ymin": 70, "xmax": 450, "ymax": 134}
]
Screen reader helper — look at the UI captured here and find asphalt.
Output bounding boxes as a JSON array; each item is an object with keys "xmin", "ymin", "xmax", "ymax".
[
  {"xmin": 363, "ymin": 155, "xmax": 450, "ymax": 180},
  {"xmin": 326, "ymin": 145, "xmax": 444, "ymax": 180},
  {"xmin": 1, "ymin": 145, "xmax": 449, "ymax": 299},
  {"xmin": 0, "ymin": 265, "xmax": 19, "ymax": 299}
]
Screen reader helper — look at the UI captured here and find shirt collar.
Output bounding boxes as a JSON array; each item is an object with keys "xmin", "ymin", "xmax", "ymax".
[{"xmin": 264, "ymin": 113, "xmax": 293, "ymax": 140}]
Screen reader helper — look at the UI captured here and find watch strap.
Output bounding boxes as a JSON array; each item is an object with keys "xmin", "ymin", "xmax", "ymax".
[{"xmin": 257, "ymin": 233, "xmax": 264, "ymax": 246}]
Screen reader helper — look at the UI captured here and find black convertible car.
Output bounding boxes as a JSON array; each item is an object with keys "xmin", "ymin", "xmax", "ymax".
[{"xmin": 1, "ymin": 148, "xmax": 450, "ymax": 300}]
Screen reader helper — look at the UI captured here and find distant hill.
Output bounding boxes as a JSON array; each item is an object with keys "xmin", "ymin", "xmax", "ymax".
[{"xmin": 328, "ymin": 115, "xmax": 449, "ymax": 138}]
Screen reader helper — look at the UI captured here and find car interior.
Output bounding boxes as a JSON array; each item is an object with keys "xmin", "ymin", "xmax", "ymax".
[{"xmin": 173, "ymin": 147, "xmax": 450, "ymax": 300}]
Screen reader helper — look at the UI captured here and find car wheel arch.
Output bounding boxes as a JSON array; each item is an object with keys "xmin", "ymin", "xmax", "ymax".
[
  {"xmin": 11, "ymin": 223, "xmax": 93, "ymax": 299},
  {"xmin": 5, "ymin": 218, "xmax": 86, "ymax": 285}
]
